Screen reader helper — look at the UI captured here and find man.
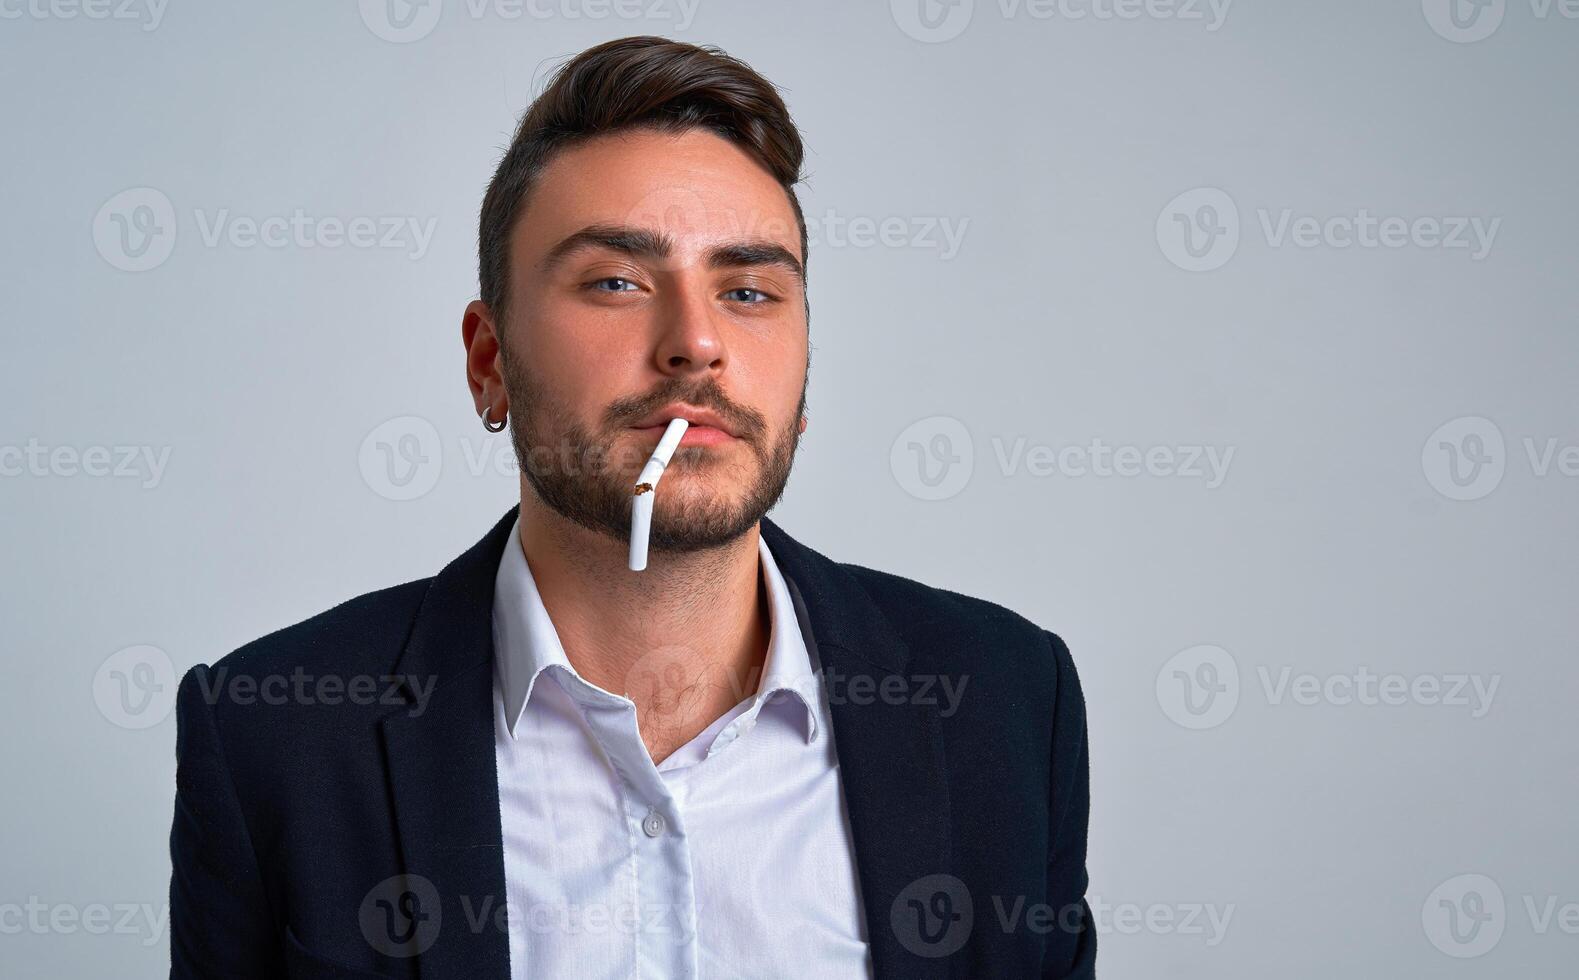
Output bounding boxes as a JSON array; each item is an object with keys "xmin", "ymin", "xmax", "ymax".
[{"xmin": 169, "ymin": 36, "xmax": 1095, "ymax": 979}]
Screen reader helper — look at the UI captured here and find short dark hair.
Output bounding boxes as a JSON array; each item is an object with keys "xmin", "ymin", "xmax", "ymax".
[{"xmin": 478, "ymin": 36, "xmax": 808, "ymax": 327}]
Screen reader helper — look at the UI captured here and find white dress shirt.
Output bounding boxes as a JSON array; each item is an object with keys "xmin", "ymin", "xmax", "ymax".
[{"xmin": 491, "ymin": 516, "xmax": 871, "ymax": 979}]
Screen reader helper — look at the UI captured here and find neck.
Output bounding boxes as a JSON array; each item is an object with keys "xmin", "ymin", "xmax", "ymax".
[{"xmin": 514, "ymin": 484, "xmax": 770, "ymax": 759}]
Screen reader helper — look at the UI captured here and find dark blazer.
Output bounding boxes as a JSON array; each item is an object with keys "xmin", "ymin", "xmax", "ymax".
[{"xmin": 169, "ymin": 507, "xmax": 1095, "ymax": 979}]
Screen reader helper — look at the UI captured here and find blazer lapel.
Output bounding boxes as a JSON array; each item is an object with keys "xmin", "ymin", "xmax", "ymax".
[
  {"xmin": 379, "ymin": 508, "xmax": 518, "ymax": 978},
  {"xmin": 763, "ymin": 517, "xmax": 956, "ymax": 980},
  {"xmin": 375, "ymin": 508, "xmax": 955, "ymax": 979}
]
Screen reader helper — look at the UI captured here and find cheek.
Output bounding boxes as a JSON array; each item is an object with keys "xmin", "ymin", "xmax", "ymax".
[
  {"xmin": 756, "ymin": 331, "xmax": 808, "ymax": 410},
  {"xmin": 512, "ymin": 294, "xmax": 653, "ymax": 417}
]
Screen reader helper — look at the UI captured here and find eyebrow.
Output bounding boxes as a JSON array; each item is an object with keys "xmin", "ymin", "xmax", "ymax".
[
  {"xmin": 539, "ymin": 223, "xmax": 804, "ymax": 283},
  {"xmin": 707, "ymin": 241, "xmax": 804, "ymax": 284}
]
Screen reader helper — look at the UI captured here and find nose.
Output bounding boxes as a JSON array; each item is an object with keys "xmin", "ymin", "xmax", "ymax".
[{"xmin": 651, "ymin": 277, "xmax": 727, "ymax": 381}]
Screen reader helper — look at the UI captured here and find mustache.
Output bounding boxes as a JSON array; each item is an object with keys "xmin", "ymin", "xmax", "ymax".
[{"xmin": 604, "ymin": 379, "xmax": 766, "ymax": 441}]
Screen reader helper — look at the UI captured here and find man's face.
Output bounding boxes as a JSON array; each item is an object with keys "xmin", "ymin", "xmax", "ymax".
[{"xmin": 500, "ymin": 126, "xmax": 809, "ymax": 552}]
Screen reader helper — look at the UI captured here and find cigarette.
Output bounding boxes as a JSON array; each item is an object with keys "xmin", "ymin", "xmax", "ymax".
[{"xmin": 628, "ymin": 417, "xmax": 690, "ymax": 571}]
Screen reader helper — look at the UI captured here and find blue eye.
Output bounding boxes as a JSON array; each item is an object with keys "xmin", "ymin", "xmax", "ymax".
[
  {"xmin": 589, "ymin": 277, "xmax": 639, "ymax": 292},
  {"xmin": 724, "ymin": 288, "xmax": 770, "ymax": 304}
]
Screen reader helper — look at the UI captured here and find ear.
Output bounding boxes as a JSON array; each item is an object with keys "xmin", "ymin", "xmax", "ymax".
[
  {"xmin": 798, "ymin": 414, "xmax": 808, "ymax": 434},
  {"xmin": 462, "ymin": 299, "xmax": 508, "ymax": 418}
]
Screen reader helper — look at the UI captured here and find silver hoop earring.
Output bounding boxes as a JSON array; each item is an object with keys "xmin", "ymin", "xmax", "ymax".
[{"xmin": 482, "ymin": 406, "xmax": 507, "ymax": 433}]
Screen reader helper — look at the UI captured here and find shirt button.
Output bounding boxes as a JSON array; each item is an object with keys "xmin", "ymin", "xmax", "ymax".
[{"xmin": 641, "ymin": 807, "xmax": 666, "ymax": 838}]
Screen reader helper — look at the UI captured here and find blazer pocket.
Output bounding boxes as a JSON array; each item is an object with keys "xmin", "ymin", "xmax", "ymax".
[{"xmin": 284, "ymin": 925, "xmax": 404, "ymax": 980}]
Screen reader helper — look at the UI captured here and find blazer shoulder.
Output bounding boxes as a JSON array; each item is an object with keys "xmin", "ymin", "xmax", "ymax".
[
  {"xmin": 208, "ymin": 576, "xmax": 434, "ymax": 679},
  {"xmin": 172, "ymin": 577, "xmax": 439, "ymax": 844},
  {"xmin": 824, "ymin": 558, "xmax": 1086, "ymax": 752},
  {"xmin": 836, "ymin": 559, "xmax": 1071, "ymax": 671}
]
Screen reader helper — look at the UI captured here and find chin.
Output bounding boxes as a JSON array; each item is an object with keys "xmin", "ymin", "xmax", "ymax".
[{"xmin": 648, "ymin": 494, "xmax": 762, "ymax": 551}]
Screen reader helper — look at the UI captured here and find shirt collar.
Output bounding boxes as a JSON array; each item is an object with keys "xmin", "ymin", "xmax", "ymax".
[{"xmin": 492, "ymin": 515, "xmax": 820, "ymax": 742}]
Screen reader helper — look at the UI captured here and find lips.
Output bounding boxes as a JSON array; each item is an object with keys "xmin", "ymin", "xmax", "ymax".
[
  {"xmin": 629, "ymin": 403, "xmax": 739, "ymax": 439},
  {"xmin": 630, "ymin": 421, "xmax": 737, "ymax": 448}
]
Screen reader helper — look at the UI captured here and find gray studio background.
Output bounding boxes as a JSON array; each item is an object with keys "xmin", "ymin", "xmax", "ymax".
[{"xmin": 2, "ymin": 0, "xmax": 1575, "ymax": 976}]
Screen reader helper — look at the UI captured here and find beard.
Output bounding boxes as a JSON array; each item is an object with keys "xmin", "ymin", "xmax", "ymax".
[{"xmin": 501, "ymin": 345, "xmax": 805, "ymax": 553}]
